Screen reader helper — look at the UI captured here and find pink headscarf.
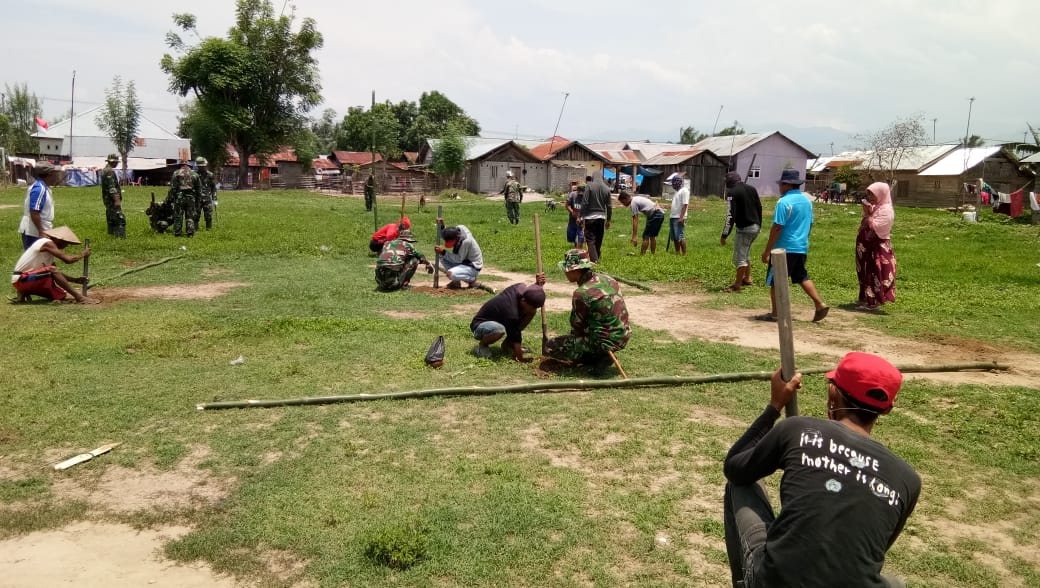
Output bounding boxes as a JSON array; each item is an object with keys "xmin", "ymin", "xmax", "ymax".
[{"xmin": 865, "ymin": 182, "xmax": 895, "ymax": 240}]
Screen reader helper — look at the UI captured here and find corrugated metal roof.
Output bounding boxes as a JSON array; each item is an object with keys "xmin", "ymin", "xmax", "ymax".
[
  {"xmin": 624, "ymin": 141, "xmax": 699, "ymax": 158},
  {"xmin": 644, "ymin": 149, "xmax": 707, "ymax": 165},
  {"xmin": 332, "ymin": 151, "xmax": 383, "ymax": 165},
  {"xmin": 918, "ymin": 146, "xmax": 1002, "ymax": 176},
  {"xmin": 312, "ymin": 158, "xmax": 338, "ymax": 170},
  {"xmin": 597, "ymin": 150, "xmax": 643, "ymax": 164},
  {"xmin": 529, "ymin": 140, "xmax": 574, "ymax": 160},
  {"xmin": 808, "ymin": 156, "xmax": 864, "ymax": 172},
  {"xmin": 584, "ymin": 142, "xmax": 629, "ymax": 151},
  {"xmin": 1020, "ymin": 152, "xmax": 1040, "ymax": 164},
  {"xmin": 690, "ymin": 133, "xmax": 769, "ymax": 156},
  {"xmin": 34, "ymin": 105, "xmax": 183, "ymax": 140},
  {"xmin": 847, "ymin": 145, "xmax": 957, "ymax": 172}
]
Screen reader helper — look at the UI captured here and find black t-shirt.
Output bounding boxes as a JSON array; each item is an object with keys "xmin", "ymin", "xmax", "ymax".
[
  {"xmin": 725, "ymin": 407, "xmax": 921, "ymax": 587},
  {"xmin": 470, "ymin": 284, "xmax": 527, "ymax": 343}
]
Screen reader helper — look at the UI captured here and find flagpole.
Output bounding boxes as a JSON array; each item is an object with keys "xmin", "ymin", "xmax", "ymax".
[{"xmin": 69, "ymin": 70, "xmax": 76, "ymax": 162}]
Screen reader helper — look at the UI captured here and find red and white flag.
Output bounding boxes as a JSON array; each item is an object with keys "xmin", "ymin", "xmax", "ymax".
[{"xmin": 35, "ymin": 117, "xmax": 49, "ymax": 133}]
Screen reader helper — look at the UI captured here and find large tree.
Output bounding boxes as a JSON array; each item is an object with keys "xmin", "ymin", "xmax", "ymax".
[
  {"xmin": 95, "ymin": 76, "xmax": 142, "ymax": 179},
  {"xmin": 431, "ymin": 121, "xmax": 468, "ymax": 186},
  {"xmin": 2, "ymin": 83, "xmax": 43, "ymax": 155},
  {"xmin": 716, "ymin": 120, "xmax": 745, "ymax": 137},
  {"xmin": 337, "ymin": 103, "xmax": 401, "ymax": 159},
  {"xmin": 161, "ymin": 0, "xmax": 323, "ymax": 187},
  {"xmin": 310, "ymin": 108, "xmax": 339, "ymax": 154},
  {"xmin": 679, "ymin": 126, "xmax": 708, "ymax": 144},
  {"xmin": 858, "ymin": 115, "xmax": 927, "ymax": 184},
  {"xmin": 177, "ymin": 100, "xmax": 230, "ymax": 169}
]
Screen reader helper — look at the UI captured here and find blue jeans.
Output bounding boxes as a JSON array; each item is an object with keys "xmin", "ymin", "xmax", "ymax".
[
  {"xmin": 732, "ymin": 225, "xmax": 760, "ymax": 267},
  {"xmin": 669, "ymin": 217, "xmax": 685, "ymax": 242},
  {"xmin": 472, "ymin": 321, "xmax": 505, "ymax": 340},
  {"xmin": 444, "ymin": 261, "xmax": 479, "ymax": 283}
]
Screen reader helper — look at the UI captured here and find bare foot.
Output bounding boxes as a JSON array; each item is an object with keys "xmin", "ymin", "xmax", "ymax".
[{"xmin": 77, "ymin": 297, "xmax": 100, "ymax": 305}]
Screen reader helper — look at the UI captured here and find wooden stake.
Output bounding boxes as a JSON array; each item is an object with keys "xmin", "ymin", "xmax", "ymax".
[
  {"xmin": 81, "ymin": 238, "xmax": 90, "ymax": 295},
  {"xmin": 608, "ymin": 350, "xmax": 628, "ymax": 379},
  {"xmin": 433, "ymin": 205, "xmax": 443, "ymax": 289},
  {"xmin": 534, "ymin": 213, "xmax": 547, "ymax": 344},
  {"xmin": 770, "ymin": 248, "xmax": 798, "ymax": 416}
]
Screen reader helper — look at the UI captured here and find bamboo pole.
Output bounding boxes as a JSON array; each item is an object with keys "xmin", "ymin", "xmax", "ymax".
[
  {"xmin": 81, "ymin": 238, "xmax": 90, "ymax": 295},
  {"xmin": 534, "ymin": 213, "xmax": 547, "ymax": 344},
  {"xmin": 89, "ymin": 254, "xmax": 186, "ymax": 288},
  {"xmin": 433, "ymin": 205, "xmax": 443, "ymax": 288},
  {"xmin": 195, "ymin": 362, "xmax": 1007, "ymax": 410},
  {"xmin": 610, "ymin": 274, "xmax": 653, "ymax": 292},
  {"xmin": 770, "ymin": 248, "xmax": 797, "ymax": 416}
]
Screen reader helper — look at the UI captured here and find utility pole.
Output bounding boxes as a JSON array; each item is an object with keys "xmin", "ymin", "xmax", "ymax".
[
  {"xmin": 829, "ymin": 142, "xmax": 834, "ymax": 156},
  {"xmin": 963, "ymin": 97, "xmax": 975, "ymax": 147},
  {"xmin": 932, "ymin": 118, "xmax": 937, "ymax": 143},
  {"xmin": 69, "ymin": 70, "xmax": 76, "ymax": 162},
  {"xmin": 711, "ymin": 105, "xmax": 724, "ymax": 136},
  {"xmin": 371, "ymin": 90, "xmax": 378, "ymax": 231}
]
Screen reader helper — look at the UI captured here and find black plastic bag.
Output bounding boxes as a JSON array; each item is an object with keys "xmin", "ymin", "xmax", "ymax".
[{"xmin": 425, "ymin": 336, "xmax": 445, "ymax": 368}]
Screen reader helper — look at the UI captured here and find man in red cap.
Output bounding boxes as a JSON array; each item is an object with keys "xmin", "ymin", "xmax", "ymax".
[{"xmin": 723, "ymin": 352, "xmax": 920, "ymax": 587}]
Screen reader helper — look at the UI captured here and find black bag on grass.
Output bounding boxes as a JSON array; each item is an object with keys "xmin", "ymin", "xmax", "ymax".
[{"xmin": 425, "ymin": 336, "xmax": 445, "ymax": 368}]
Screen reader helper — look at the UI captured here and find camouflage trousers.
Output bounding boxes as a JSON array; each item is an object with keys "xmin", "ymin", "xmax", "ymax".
[
  {"xmin": 103, "ymin": 198, "xmax": 126, "ymax": 238},
  {"xmin": 364, "ymin": 189, "xmax": 375, "ymax": 212},
  {"xmin": 193, "ymin": 194, "xmax": 214, "ymax": 229},
  {"xmin": 375, "ymin": 259, "xmax": 419, "ymax": 291},
  {"xmin": 171, "ymin": 191, "xmax": 197, "ymax": 236},
  {"xmin": 505, "ymin": 200, "xmax": 520, "ymax": 224},
  {"xmin": 544, "ymin": 334, "xmax": 614, "ymax": 364}
]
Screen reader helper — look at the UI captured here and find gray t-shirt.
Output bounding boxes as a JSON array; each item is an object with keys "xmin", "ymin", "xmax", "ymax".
[{"xmin": 628, "ymin": 195, "xmax": 659, "ymax": 218}]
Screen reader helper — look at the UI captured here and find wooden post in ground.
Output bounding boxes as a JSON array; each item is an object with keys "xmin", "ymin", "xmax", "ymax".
[
  {"xmin": 534, "ymin": 213, "xmax": 547, "ymax": 345},
  {"xmin": 81, "ymin": 238, "xmax": 90, "ymax": 295},
  {"xmin": 770, "ymin": 248, "xmax": 797, "ymax": 416}
]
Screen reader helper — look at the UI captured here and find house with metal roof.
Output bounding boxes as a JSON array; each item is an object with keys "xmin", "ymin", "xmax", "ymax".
[
  {"xmin": 518, "ymin": 137, "xmax": 610, "ymax": 192},
  {"xmin": 641, "ymin": 149, "xmax": 727, "ymax": 197},
  {"xmin": 911, "ymin": 146, "xmax": 1034, "ymax": 208},
  {"xmin": 418, "ymin": 137, "xmax": 544, "ymax": 194},
  {"xmin": 691, "ymin": 132, "xmax": 816, "ymax": 196}
]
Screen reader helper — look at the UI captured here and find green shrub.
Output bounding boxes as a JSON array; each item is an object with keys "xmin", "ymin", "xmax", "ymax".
[{"xmin": 362, "ymin": 522, "xmax": 430, "ymax": 570}]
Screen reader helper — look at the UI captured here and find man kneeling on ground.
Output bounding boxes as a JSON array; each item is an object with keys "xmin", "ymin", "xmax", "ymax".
[
  {"xmin": 12, "ymin": 226, "xmax": 97, "ymax": 304},
  {"xmin": 435, "ymin": 222, "xmax": 493, "ymax": 293},
  {"xmin": 370, "ymin": 216, "xmax": 411, "ymax": 253},
  {"xmin": 470, "ymin": 275, "xmax": 546, "ymax": 360},
  {"xmin": 723, "ymin": 352, "xmax": 920, "ymax": 587},
  {"xmin": 543, "ymin": 249, "xmax": 630, "ymax": 376},
  {"xmin": 375, "ymin": 229, "xmax": 432, "ymax": 291}
]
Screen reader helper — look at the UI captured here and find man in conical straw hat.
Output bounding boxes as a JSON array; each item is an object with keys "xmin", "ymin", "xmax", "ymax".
[{"xmin": 11, "ymin": 226, "xmax": 97, "ymax": 304}]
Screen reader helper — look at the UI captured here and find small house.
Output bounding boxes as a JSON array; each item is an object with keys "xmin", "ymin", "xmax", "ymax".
[{"xmin": 691, "ymin": 132, "xmax": 816, "ymax": 196}]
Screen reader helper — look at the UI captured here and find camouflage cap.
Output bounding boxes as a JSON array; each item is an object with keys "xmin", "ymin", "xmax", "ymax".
[
  {"xmin": 397, "ymin": 229, "xmax": 417, "ymax": 242},
  {"xmin": 558, "ymin": 248, "xmax": 595, "ymax": 272},
  {"xmin": 195, "ymin": 156, "xmax": 208, "ymax": 166},
  {"xmin": 106, "ymin": 153, "xmax": 119, "ymax": 163}
]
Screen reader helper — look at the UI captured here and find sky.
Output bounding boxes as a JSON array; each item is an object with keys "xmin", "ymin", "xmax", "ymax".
[{"xmin": 3, "ymin": 0, "xmax": 1037, "ymax": 155}]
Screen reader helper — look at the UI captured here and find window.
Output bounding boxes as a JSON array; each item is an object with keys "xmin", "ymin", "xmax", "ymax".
[
  {"xmin": 491, "ymin": 167, "xmax": 498, "ymax": 178},
  {"xmin": 934, "ymin": 179, "xmax": 941, "ymax": 190},
  {"xmin": 749, "ymin": 166, "xmax": 761, "ymax": 179}
]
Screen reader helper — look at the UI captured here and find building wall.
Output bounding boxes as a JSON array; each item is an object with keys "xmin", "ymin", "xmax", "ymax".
[
  {"xmin": 731, "ymin": 134, "xmax": 809, "ymax": 196},
  {"xmin": 473, "ymin": 161, "xmax": 548, "ymax": 193},
  {"xmin": 902, "ymin": 155, "xmax": 1035, "ymax": 208}
]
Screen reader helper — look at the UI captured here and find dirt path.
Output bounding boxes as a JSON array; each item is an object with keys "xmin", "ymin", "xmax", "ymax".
[{"xmin": 477, "ymin": 266, "xmax": 1040, "ymax": 389}]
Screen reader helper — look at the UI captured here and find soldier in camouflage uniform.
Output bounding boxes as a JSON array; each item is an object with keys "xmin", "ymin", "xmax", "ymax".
[
  {"xmin": 544, "ymin": 249, "xmax": 631, "ymax": 375},
  {"xmin": 193, "ymin": 156, "xmax": 217, "ymax": 230},
  {"xmin": 168, "ymin": 160, "xmax": 202, "ymax": 237},
  {"xmin": 364, "ymin": 174, "xmax": 376, "ymax": 212},
  {"xmin": 100, "ymin": 153, "xmax": 126, "ymax": 238},
  {"xmin": 375, "ymin": 229, "xmax": 433, "ymax": 291},
  {"xmin": 501, "ymin": 171, "xmax": 524, "ymax": 224}
]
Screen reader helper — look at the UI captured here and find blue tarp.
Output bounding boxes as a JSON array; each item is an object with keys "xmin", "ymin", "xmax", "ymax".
[{"xmin": 64, "ymin": 169, "xmax": 99, "ymax": 187}]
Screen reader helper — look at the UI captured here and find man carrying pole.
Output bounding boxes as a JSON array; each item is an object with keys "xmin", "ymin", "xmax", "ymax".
[{"xmin": 722, "ymin": 352, "xmax": 919, "ymax": 588}]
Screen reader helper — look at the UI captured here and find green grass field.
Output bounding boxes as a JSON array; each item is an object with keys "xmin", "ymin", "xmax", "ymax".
[{"xmin": 1, "ymin": 185, "xmax": 1038, "ymax": 587}]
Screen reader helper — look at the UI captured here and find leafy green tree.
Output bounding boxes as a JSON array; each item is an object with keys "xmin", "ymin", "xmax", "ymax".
[
  {"xmin": 310, "ymin": 108, "xmax": 339, "ymax": 154},
  {"xmin": 832, "ymin": 165, "xmax": 861, "ymax": 191},
  {"xmin": 292, "ymin": 127, "xmax": 320, "ymax": 170},
  {"xmin": 161, "ymin": 0, "xmax": 323, "ymax": 187},
  {"xmin": 962, "ymin": 134, "xmax": 985, "ymax": 147},
  {"xmin": 95, "ymin": 76, "xmax": 142, "ymax": 178},
  {"xmin": 337, "ymin": 103, "xmax": 401, "ymax": 159},
  {"xmin": 716, "ymin": 120, "xmax": 744, "ymax": 136},
  {"xmin": 679, "ymin": 126, "xmax": 708, "ymax": 144},
  {"xmin": 2, "ymin": 83, "xmax": 43, "ymax": 155},
  {"xmin": 178, "ymin": 100, "xmax": 229, "ymax": 169},
  {"xmin": 431, "ymin": 121, "xmax": 468, "ymax": 185}
]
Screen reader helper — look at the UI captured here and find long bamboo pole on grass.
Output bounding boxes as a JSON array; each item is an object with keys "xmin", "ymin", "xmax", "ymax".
[
  {"xmin": 534, "ymin": 213, "xmax": 547, "ymax": 344},
  {"xmin": 196, "ymin": 362, "xmax": 1007, "ymax": 410},
  {"xmin": 88, "ymin": 254, "xmax": 186, "ymax": 288}
]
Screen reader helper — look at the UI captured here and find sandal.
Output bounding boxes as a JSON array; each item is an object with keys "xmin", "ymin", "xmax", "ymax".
[
  {"xmin": 752, "ymin": 313, "xmax": 777, "ymax": 322},
  {"xmin": 812, "ymin": 306, "xmax": 830, "ymax": 322}
]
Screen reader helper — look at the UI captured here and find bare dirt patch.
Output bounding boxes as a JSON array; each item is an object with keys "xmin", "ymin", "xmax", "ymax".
[
  {"xmin": 51, "ymin": 445, "xmax": 231, "ymax": 515},
  {"xmin": 0, "ymin": 522, "xmax": 236, "ymax": 588},
  {"xmin": 382, "ymin": 310, "xmax": 428, "ymax": 320},
  {"xmin": 99, "ymin": 281, "xmax": 248, "ymax": 303}
]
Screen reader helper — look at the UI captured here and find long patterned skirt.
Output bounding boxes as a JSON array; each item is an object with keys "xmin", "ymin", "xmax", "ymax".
[{"xmin": 855, "ymin": 226, "xmax": 896, "ymax": 307}]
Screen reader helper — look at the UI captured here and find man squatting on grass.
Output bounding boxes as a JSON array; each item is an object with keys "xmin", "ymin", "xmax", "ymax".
[
  {"xmin": 757, "ymin": 169, "xmax": 829, "ymax": 322},
  {"xmin": 11, "ymin": 226, "xmax": 97, "ymax": 304},
  {"xmin": 374, "ymin": 229, "xmax": 432, "ymax": 292},
  {"xmin": 618, "ymin": 191, "xmax": 665, "ymax": 254},
  {"xmin": 369, "ymin": 216, "xmax": 411, "ymax": 253},
  {"xmin": 723, "ymin": 352, "xmax": 920, "ymax": 587},
  {"xmin": 720, "ymin": 171, "xmax": 763, "ymax": 292},
  {"xmin": 469, "ymin": 275, "xmax": 547, "ymax": 360},
  {"xmin": 543, "ymin": 249, "xmax": 630, "ymax": 376},
  {"xmin": 435, "ymin": 220, "xmax": 491, "ymax": 292}
]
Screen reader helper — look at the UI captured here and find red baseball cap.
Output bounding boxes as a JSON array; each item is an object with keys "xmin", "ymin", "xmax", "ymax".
[{"xmin": 826, "ymin": 352, "xmax": 902, "ymax": 411}]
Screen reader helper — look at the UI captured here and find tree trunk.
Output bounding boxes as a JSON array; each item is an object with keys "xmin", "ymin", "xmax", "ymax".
[{"xmin": 237, "ymin": 145, "xmax": 250, "ymax": 189}]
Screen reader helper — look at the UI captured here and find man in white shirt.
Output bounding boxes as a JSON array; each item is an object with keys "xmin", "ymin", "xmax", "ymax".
[
  {"xmin": 668, "ymin": 175, "xmax": 690, "ymax": 255},
  {"xmin": 18, "ymin": 162, "xmax": 62, "ymax": 250},
  {"xmin": 617, "ymin": 191, "xmax": 664, "ymax": 255},
  {"xmin": 11, "ymin": 226, "xmax": 96, "ymax": 304}
]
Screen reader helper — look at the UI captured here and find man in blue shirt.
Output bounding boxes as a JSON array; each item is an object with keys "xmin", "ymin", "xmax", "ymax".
[{"xmin": 756, "ymin": 169, "xmax": 829, "ymax": 322}]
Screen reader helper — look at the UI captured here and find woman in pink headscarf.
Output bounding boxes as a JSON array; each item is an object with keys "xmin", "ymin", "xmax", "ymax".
[{"xmin": 855, "ymin": 182, "xmax": 897, "ymax": 310}]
